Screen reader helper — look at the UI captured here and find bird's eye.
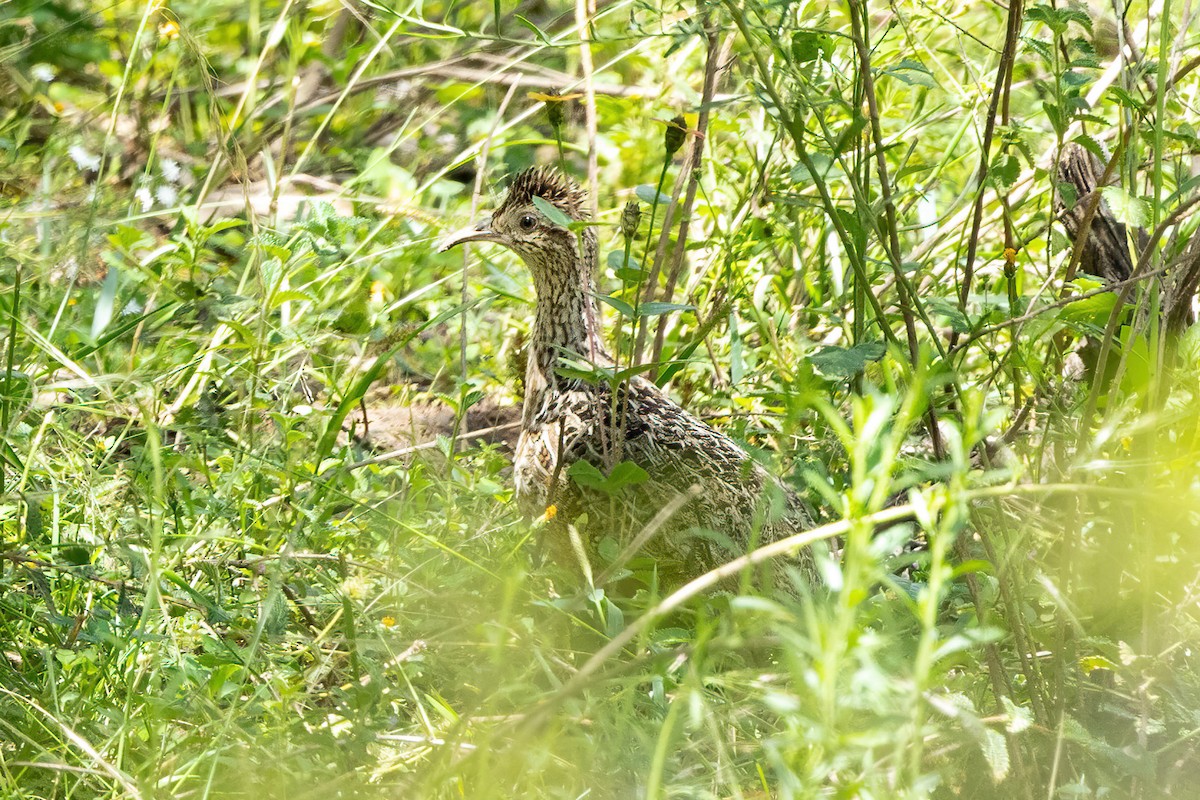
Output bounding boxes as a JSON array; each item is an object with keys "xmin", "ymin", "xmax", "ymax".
[{"xmin": 518, "ymin": 214, "xmax": 537, "ymax": 232}]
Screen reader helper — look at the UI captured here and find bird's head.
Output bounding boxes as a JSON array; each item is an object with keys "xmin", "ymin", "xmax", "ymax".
[{"xmin": 439, "ymin": 167, "xmax": 594, "ymax": 286}]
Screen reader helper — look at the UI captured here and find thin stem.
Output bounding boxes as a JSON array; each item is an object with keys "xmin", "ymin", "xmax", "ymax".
[
  {"xmin": 956, "ymin": 0, "xmax": 1024, "ymax": 313},
  {"xmin": 847, "ymin": 0, "xmax": 943, "ymax": 457},
  {"xmin": 631, "ymin": 159, "xmax": 674, "ymax": 363},
  {"xmin": 575, "ymin": 0, "xmax": 599, "ymax": 219},
  {"xmin": 0, "ymin": 262, "xmax": 19, "ymax": 497},
  {"xmin": 648, "ymin": 21, "xmax": 730, "ymax": 375}
]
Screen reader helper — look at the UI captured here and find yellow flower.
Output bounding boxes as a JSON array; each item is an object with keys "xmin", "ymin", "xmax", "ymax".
[
  {"xmin": 543, "ymin": 504, "xmax": 557, "ymax": 521},
  {"xmin": 527, "ymin": 91, "xmax": 583, "ymax": 102},
  {"xmin": 1120, "ymin": 436, "xmax": 1133, "ymax": 452},
  {"xmin": 158, "ymin": 20, "xmax": 181, "ymax": 40},
  {"xmin": 369, "ymin": 280, "xmax": 386, "ymax": 304},
  {"xmin": 1003, "ymin": 247, "xmax": 1017, "ymax": 264},
  {"xmin": 381, "ymin": 615, "xmax": 397, "ymax": 629}
]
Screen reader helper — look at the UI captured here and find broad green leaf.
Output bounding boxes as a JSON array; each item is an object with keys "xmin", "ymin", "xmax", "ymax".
[
  {"xmin": 596, "ymin": 293, "xmax": 636, "ymax": 317},
  {"xmin": 532, "ymin": 195, "xmax": 572, "ymax": 227},
  {"xmin": 91, "ymin": 265, "xmax": 119, "ymax": 338},
  {"xmin": 1060, "ymin": 288, "xmax": 1120, "ymax": 329},
  {"xmin": 882, "ymin": 58, "xmax": 937, "ymax": 88},
  {"xmin": 1027, "ymin": 3, "xmax": 1091, "ymax": 32},
  {"xmin": 603, "ymin": 595, "xmax": 624, "ymax": 638},
  {"xmin": 809, "ymin": 342, "xmax": 886, "ymax": 377},
  {"xmin": 926, "ymin": 298, "xmax": 972, "ymax": 333},
  {"xmin": 729, "ymin": 310, "xmax": 744, "ymax": 386},
  {"xmin": 978, "ymin": 728, "xmax": 1010, "ymax": 781},
  {"xmin": 1001, "ymin": 696, "xmax": 1034, "ymax": 734},
  {"xmin": 606, "ymin": 250, "xmax": 634, "ymax": 270},
  {"xmin": 606, "ymin": 461, "xmax": 649, "ymax": 491},
  {"xmin": 1057, "ymin": 181, "xmax": 1079, "ymax": 208},
  {"xmin": 513, "ymin": 14, "xmax": 552, "ymax": 44},
  {"xmin": 791, "ymin": 30, "xmax": 833, "ymax": 62},
  {"xmin": 635, "ymin": 184, "xmax": 671, "ymax": 204},
  {"xmin": 989, "ymin": 153, "xmax": 1020, "ymax": 190},
  {"xmin": 790, "ymin": 153, "xmax": 835, "ymax": 184},
  {"xmin": 269, "ymin": 290, "xmax": 316, "ymax": 310},
  {"xmin": 1100, "ymin": 185, "xmax": 1148, "ymax": 227},
  {"xmin": 638, "ymin": 301, "xmax": 693, "ymax": 317},
  {"xmin": 567, "ymin": 460, "xmax": 608, "ymax": 490}
]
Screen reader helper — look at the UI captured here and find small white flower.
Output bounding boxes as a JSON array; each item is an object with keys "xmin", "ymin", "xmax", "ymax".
[
  {"xmin": 121, "ymin": 299, "xmax": 144, "ymax": 317},
  {"xmin": 155, "ymin": 184, "xmax": 178, "ymax": 207},
  {"xmin": 31, "ymin": 64, "xmax": 56, "ymax": 83},
  {"xmin": 68, "ymin": 144, "xmax": 101, "ymax": 173},
  {"xmin": 160, "ymin": 158, "xmax": 181, "ymax": 183},
  {"xmin": 135, "ymin": 186, "xmax": 153, "ymax": 212},
  {"xmin": 387, "ymin": 80, "xmax": 414, "ymax": 101}
]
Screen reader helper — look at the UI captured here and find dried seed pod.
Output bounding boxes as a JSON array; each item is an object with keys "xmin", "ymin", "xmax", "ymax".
[
  {"xmin": 620, "ymin": 200, "xmax": 641, "ymax": 240},
  {"xmin": 664, "ymin": 115, "xmax": 687, "ymax": 158}
]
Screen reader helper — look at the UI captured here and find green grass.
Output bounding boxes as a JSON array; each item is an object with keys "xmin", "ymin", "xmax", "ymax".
[{"xmin": 2, "ymin": 0, "xmax": 1200, "ymax": 797}]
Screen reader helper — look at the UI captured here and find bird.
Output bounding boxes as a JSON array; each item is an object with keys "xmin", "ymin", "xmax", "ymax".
[
  {"xmin": 1054, "ymin": 142, "xmax": 1135, "ymax": 285},
  {"xmin": 440, "ymin": 167, "xmax": 818, "ymax": 587}
]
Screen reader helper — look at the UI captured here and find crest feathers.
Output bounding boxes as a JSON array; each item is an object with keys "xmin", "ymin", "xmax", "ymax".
[{"xmin": 499, "ymin": 167, "xmax": 589, "ymax": 221}]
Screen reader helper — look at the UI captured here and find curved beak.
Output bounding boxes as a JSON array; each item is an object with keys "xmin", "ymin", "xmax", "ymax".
[{"xmin": 438, "ymin": 217, "xmax": 500, "ymax": 252}]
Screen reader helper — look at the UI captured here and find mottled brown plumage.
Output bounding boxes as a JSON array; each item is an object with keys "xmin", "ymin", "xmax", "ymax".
[
  {"xmin": 1054, "ymin": 143, "xmax": 1135, "ymax": 284},
  {"xmin": 441, "ymin": 167, "xmax": 816, "ymax": 585}
]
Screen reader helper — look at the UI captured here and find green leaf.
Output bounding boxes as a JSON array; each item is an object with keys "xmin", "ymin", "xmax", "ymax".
[
  {"xmin": 1061, "ymin": 69, "xmax": 1090, "ymax": 89},
  {"xmin": 978, "ymin": 728, "xmax": 1010, "ymax": 782},
  {"xmin": 596, "ymin": 293, "xmax": 636, "ymax": 317},
  {"xmin": 567, "ymin": 460, "xmax": 607, "ymax": 489},
  {"xmin": 656, "ymin": 340, "xmax": 703, "ymax": 386},
  {"xmin": 1001, "ymin": 696, "xmax": 1034, "ymax": 734},
  {"xmin": 882, "ymin": 58, "xmax": 937, "ymax": 88},
  {"xmin": 635, "ymin": 185, "xmax": 671, "ymax": 205},
  {"xmin": 1178, "ymin": 321, "xmax": 1200, "ymax": 367},
  {"xmin": 91, "ymin": 265, "xmax": 119, "ymax": 339},
  {"xmin": 201, "ymin": 219, "xmax": 246, "ymax": 235},
  {"xmin": 269, "ymin": 290, "xmax": 316, "ymax": 310},
  {"xmin": 790, "ymin": 30, "xmax": 833, "ymax": 63},
  {"xmin": 513, "ymin": 14, "xmax": 552, "ymax": 44},
  {"xmin": 1100, "ymin": 185, "xmax": 1149, "ymax": 227},
  {"xmin": 1070, "ymin": 137, "xmax": 1104, "ymax": 165},
  {"xmin": 60, "ymin": 544, "xmax": 91, "ymax": 566},
  {"xmin": 809, "ymin": 342, "xmax": 886, "ymax": 377},
  {"xmin": 729, "ymin": 310, "xmax": 744, "ymax": 386},
  {"xmin": 927, "ymin": 297, "xmax": 972, "ymax": 333},
  {"xmin": 638, "ymin": 301, "xmax": 693, "ymax": 317},
  {"xmin": 0, "ymin": 369, "xmax": 32, "ymax": 405},
  {"xmin": 790, "ymin": 153, "xmax": 835, "ymax": 184},
  {"xmin": 1042, "ymin": 101, "xmax": 1065, "ymax": 136},
  {"xmin": 568, "ymin": 460, "xmax": 648, "ymax": 495},
  {"xmin": 606, "ymin": 250, "xmax": 634, "ymax": 270},
  {"xmin": 532, "ymin": 195, "xmax": 573, "ymax": 227},
  {"xmin": 1056, "ymin": 181, "xmax": 1079, "ymax": 208},
  {"xmin": 1023, "ymin": 36, "xmax": 1054, "ymax": 62},
  {"xmin": 989, "ymin": 153, "xmax": 1020, "ymax": 190},
  {"xmin": 1106, "ymin": 85, "xmax": 1147, "ymax": 111},
  {"xmin": 606, "ymin": 461, "xmax": 649, "ymax": 491},
  {"xmin": 1060, "ymin": 286, "xmax": 1120, "ymax": 329},
  {"xmin": 1026, "ymin": 4, "xmax": 1073, "ymax": 34}
]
